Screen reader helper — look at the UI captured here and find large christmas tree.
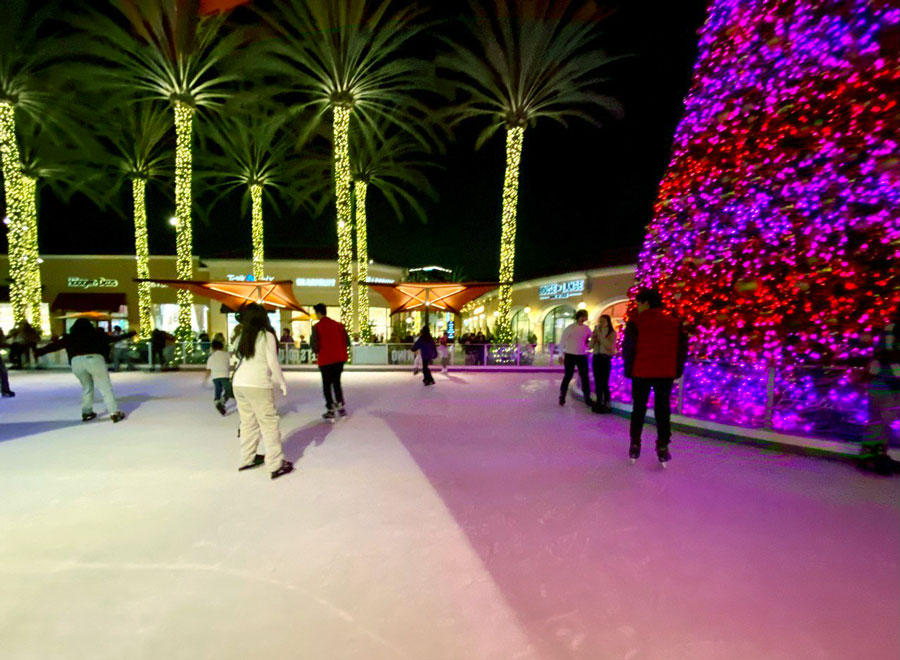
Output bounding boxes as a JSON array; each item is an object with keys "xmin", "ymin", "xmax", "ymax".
[{"xmin": 634, "ymin": 0, "xmax": 899, "ymax": 370}]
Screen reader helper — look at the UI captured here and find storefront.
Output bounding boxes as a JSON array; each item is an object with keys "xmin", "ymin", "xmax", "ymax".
[
  {"xmin": 461, "ymin": 265, "xmax": 636, "ymax": 347},
  {"xmin": 0, "ymin": 255, "xmax": 404, "ymax": 338}
]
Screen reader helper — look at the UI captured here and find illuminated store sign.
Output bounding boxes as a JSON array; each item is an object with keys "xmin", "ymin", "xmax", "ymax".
[
  {"xmin": 295, "ymin": 278, "xmax": 336, "ymax": 287},
  {"xmin": 538, "ymin": 279, "xmax": 585, "ymax": 300},
  {"xmin": 68, "ymin": 277, "xmax": 119, "ymax": 289},
  {"xmin": 227, "ymin": 274, "xmax": 274, "ymax": 282},
  {"xmin": 366, "ymin": 276, "xmax": 395, "ymax": 283}
]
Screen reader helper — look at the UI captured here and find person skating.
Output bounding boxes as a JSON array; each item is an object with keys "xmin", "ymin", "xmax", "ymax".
[
  {"xmin": 232, "ymin": 304, "xmax": 292, "ymax": 479},
  {"xmin": 310, "ymin": 303, "xmax": 350, "ymax": 420},
  {"xmin": 438, "ymin": 332, "xmax": 451, "ymax": 374},
  {"xmin": 558, "ymin": 309, "xmax": 593, "ymax": 407},
  {"xmin": 412, "ymin": 326, "xmax": 437, "ymax": 386},
  {"xmin": 0, "ymin": 328, "xmax": 15, "ymax": 397},
  {"xmin": 204, "ymin": 338, "xmax": 233, "ymax": 415},
  {"xmin": 860, "ymin": 306, "xmax": 900, "ymax": 474},
  {"xmin": 150, "ymin": 328, "xmax": 175, "ymax": 371},
  {"xmin": 622, "ymin": 289, "xmax": 688, "ymax": 467},
  {"xmin": 36, "ymin": 319, "xmax": 133, "ymax": 422},
  {"xmin": 589, "ymin": 314, "xmax": 617, "ymax": 413}
]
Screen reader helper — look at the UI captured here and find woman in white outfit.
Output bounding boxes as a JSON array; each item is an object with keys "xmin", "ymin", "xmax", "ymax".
[{"xmin": 232, "ymin": 304, "xmax": 293, "ymax": 480}]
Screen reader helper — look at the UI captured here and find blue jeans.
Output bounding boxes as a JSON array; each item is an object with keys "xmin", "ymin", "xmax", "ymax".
[{"xmin": 213, "ymin": 378, "xmax": 233, "ymax": 403}]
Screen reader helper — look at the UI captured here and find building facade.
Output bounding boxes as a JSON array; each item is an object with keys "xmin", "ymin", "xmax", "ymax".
[
  {"xmin": 0, "ymin": 255, "xmax": 404, "ymax": 340},
  {"xmin": 461, "ymin": 265, "xmax": 636, "ymax": 346}
]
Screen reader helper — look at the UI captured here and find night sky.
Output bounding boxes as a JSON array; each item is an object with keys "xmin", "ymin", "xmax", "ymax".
[{"xmin": 29, "ymin": 0, "xmax": 710, "ymax": 282}]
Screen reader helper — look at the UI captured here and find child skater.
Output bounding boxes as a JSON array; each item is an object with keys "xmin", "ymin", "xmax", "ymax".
[{"xmin": 204, "ymin": 338, "xmax": 233, "ymax": 415}]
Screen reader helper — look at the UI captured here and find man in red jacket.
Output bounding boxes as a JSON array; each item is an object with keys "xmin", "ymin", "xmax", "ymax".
[
  {"xmin": 310, "ymin": 303, "xmax": 351, "ymax": 420},
  {"xmin": 622, "ymin": 289, "xmax": 688, "ymax": 466}
]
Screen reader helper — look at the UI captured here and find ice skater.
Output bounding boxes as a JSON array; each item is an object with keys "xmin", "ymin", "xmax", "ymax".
[
  {"xmin": 310, "ymin": 303, "xmax": 350, "ymax": 420},
  {"xmin": 589, "ymin": 314, "xmax": 617, "ymax": 413},
  {"xmin": 860, "ymin": 305, "xmax": 900, "ymax": 474},
  {"xmin": 558, "ymin": 309, "xmax": 593, "ymax": 407},
  {"xmin": 0, "ymin": 328, "xmax": 15, "ymax": 397},
  {"xmin": 232, "ymin": 304, "xmax": 292, "ymax": 479},
  {"xmin": 412, "ymin": 326, "xmax": 437, "ymax": 386},
  {"xmin": 204, "ymin": 338, "xmax": 233, "ymax": 415},
  {"xmin": 622, "ymin": 289, "xmax": 688, "ymax": 467},
  {"xmin": 438, "ymin": 332, "xmax": 451, "ymax": 374},
  {"xmin": 36, "ymin": 318, "xmax": 132, "ymax": 422}
]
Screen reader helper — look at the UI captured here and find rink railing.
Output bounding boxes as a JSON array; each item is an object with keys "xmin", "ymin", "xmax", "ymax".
[{"xmin": 18, "ymin": 341, "xmax": 892, "ymax": 445}]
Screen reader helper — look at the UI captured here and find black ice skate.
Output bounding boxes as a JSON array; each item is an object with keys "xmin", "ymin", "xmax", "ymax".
[
  {"xmin": 657, "ymin": 446, "xmax": 672, "ymax": 468},
  {"xmin": 215, "ymin": 401, "xmax": 226, "ymax": 416},
  {"xmin": 337, "ymin": 404, "xmax": 348, "ymax": 419},
  {"xmin": 110, "ymin": 412, "xmax": 126, "ymax": 423},
  {"xmin": 270, "ymin": 460, "xmax": 294, "ymax": 480},
  {"xmin": 629, "ymin": 440, "xmax": 641, "ymax": 464},
  {"xmin": 558, "ymin": 394, "xmax": 565, "ymax": 406},
  {"xmin": 322, "ymin": 405, "xmax": 337, "ymax": 423},
  {"xmin": 238, "ymin": 454, "xmax": 265, "ymax": 471},
  {"xmin": 82, "ymin": 412, "xmax": 97, "ymax": 422}
]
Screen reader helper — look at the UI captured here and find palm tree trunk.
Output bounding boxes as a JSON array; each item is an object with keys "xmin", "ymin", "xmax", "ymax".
[
  {"xmin": 173, "ymin": 100, "xmax": 195, "ymax": 344},
  {"xmin": 354, "ymin": 179, "xmax": 371, "ymax": 342},
  {"xmin": 496, "ymin": 126, "xmax": 525, "ymax": 342},
  {"xmin": 21, "ymin": 174, "xmax": 43, "ymax": 328},
  {"xmin": 132, "ymin": 178, "xmax": 153, "ymax": 340},
  {"xmin": 250, "ymin": 183, "xmax": 265, "ymax": 281},
  {"xmin": 0, "ymin": 100, "xmax": 29, "ymax": 325},
  {"xmin": 332, "ymin": 105, "xmax": 354, "ymax": 330}
]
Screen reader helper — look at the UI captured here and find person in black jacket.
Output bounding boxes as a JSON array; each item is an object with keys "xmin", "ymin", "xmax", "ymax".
[
  {"xmin": 412, "ymin": 326, "xmax": 437, "ymax": 386},
  {"xmin": 37, "ymin": 319, "xmax": 132, "ymax": 422}
]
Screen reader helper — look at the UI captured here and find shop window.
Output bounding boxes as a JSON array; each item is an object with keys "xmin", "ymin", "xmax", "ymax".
[
  {"xmin": 511, "ymin": 309, "xmax": 532, "ymax": 343},
  {"xmin": 153, "ymin": 304, "xmax": 208, "ymax": 335},
  {"xmin": 542, "ymin": 305, "xmax": 575, "ymax": 347}
]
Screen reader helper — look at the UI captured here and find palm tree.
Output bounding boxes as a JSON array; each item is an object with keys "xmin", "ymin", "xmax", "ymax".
[
  {"xmin": 75, "ymin": 0, "xmax": 245, "ymax": 342},
  {"xmin": 0, "ymin": 0, "xmax": 63, "ymax": 325},
  {"xmin": 80, "ymin": 102, "xmax": 172, "ymax": 339},
  {"xmin": 258, "ymin": 0, "xmax": 432, "ymax": 329},
  {"xmin": 439, "ymin": 0, "xmax": 622, "ymax": 340},
  {"xmin": 199, "ymin": 113, "xmax": 300, "ymax": 281},
  {"xmin": 349, "ymin": 130, "xmax": 437, "ymax": 340}
]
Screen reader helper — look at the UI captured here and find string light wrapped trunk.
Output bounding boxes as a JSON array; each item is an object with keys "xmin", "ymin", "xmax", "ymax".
[
  {"xmin": 173, "ymin": 100, "xmax": 195, "ymax": 344},
  {"xmin": 333, "ymin": 105, "xmax": 354, "ymax": 329},
  {"xmin": 354, "ymin": 179, "xmax": 371, "ymax": 342},
  {"xmin": 0, "ymin": 100, "xmax": 29, "ymax": 324},
  {"xmin": 21, "ymin": 174, "xmax": 42, "ymax": 326},
  {"xmin": 132, "ymin": 178, "xmax": 152, "ymax": 340},
  {"xmin": 496, "ymin": 125, "xmax": 524, "ymax": 342},
  {"xmin": 250, "ymin": 183, "xmax": 264, "ymax": 281}
]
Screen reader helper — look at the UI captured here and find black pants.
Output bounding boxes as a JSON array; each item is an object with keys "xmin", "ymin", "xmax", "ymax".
[
  {"xmin": 422, "ymin": 359, "xmax": 434, "ymax": 385},
  {"xmin": 0, "ymin": 354, "xmax": 10, "ymax": 393},
  {"xmin": 630, "ymin": 378, "xmax": 674, "ymax": 448},
  {"xmin": 152, "ymin": 346, "xmax": 166, "ymax": 369},
  {"xmin": 319, "ymin": 362, "xmax": 345, "ymax": 407},
  {"xmin": 560, "ymin": 353, "xmax": 590, "ymax": 401},
  {"xmin": 592, "ymin": 354, "xmax": 612, "ymax": 406}
]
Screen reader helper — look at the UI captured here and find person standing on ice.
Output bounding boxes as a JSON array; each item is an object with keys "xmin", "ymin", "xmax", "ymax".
[
  {"xmin": 310, "ymin": 303, "xmax": 350, "ymax": 420},
  {"xmin": 203, "ymin": 338, "xmax": 233, "ymax": 416},
  {"xmin": 412, "ymin": 326, "xmax": 438, "ymax": 386},
  {"xmin": 558, "ymin": 309, "xmax": 593, "ymax": 407},
  {"xmin": 622, "ymin": 289, "xmax": 688, "ymax": 467},
  {"xmin": 232, "ymin": 304, "xmax": 293, "ymax": 480},
  {"xmin": 589, "ymin": 314, "xmax": 617, "ymax": 414},
  {"xmin": 437, "ymin": 331, "xmax": 451, "ymax": 373},
  {"xmin": 35, "ymin": 318, "xmax": 131, "ymax": 422}
]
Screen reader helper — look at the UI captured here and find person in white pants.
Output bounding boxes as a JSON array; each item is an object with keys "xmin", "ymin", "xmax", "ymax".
[
  {"xmin": 72, "ymin": 355, "xmax": 120, "ymax": 418},
  {"xmin": 232, "ymin": 304, "xmax": 292, "ymax": 480}
]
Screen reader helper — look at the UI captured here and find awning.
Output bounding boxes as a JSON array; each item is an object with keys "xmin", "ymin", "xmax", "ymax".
[
  {"xmin": 137, "ymin": 279, "xmax": 308, "ymax": 315},
  {"xmin": 366, "ymin": 282, "xmax": 498, "ymax": 315},
  {"xmin": 51, "ymin": 293, "xmax": 127, "ymax": 313}
]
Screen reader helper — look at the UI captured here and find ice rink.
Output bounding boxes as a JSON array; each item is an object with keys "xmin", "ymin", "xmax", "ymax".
[{"xmin": 0, "ymin": 369, "xmax": 897, "ymax": 660}]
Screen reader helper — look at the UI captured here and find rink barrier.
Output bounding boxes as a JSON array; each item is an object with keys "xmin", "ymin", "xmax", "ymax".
[{"xmin": 17, "ymin": 341, "xmax": 895, "ymax": 458}]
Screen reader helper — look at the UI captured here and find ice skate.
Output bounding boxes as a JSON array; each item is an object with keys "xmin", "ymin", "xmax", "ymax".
[
  {"xmin": 82, "ymin": 412, "xmax": 97, "ymax": 422},
  {"xmin": 1, "ymin": 390, "xmax": 14, "ymax": 397},
  {"xmin": 322, "ymin": 405, "xmax": 337, "ymax": 423},
  {"xmin": 629, "ymin": 440, "xmax": 641, "ymax": 464},
  {"xmin": 110, "ymin": 412, "xmax": 126, "ymax": 423},
  {"xmin": 657, "ymin": 446, "xmax": 671, "ymax": 468},
  {"xmin": 270, "ymin": 460, "xmax": 294, "ymax": 480},
  {"xmin": 558, "ymin": 394, "xmax": 565, "ymax": 406},
  {"xmin": 337, "ymin": 404, "xmax": 348, "ymax": 419},
  {"xmin": 215, "ymin": 400, "xmax": 226, "ymax": 416},
  {"xmin": 238, "ymin": 454, "xmax": 265, "ymax": 471}
]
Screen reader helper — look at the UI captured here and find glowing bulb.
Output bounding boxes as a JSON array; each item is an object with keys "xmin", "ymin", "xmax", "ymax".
[
  {"xmin": 524, "ymin": 306, "xmax": 531, "ymax": 314},
  {"xmin": 169, "ymin": 216, "xmax": 177, "ymax": 226},
  {"xmin": 577, "ymin": 302, "xmax": 587, "ymax": 310},
  {"xmin": 2, "ymin": 216, "xmax": 8, "ymax": 225}
]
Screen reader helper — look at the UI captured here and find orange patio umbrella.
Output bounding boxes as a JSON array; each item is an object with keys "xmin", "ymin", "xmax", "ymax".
[
  {"xmin": 136, "ymin": 279, "xmax": 309, "ymax": 316},
  {"xmin": 365, "ymin": 282, "xmax": 498, "ymax": 321}
]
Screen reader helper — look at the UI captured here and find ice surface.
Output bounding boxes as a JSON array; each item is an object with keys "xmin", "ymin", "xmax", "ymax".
[{"xmin": 0, "ymin": 370, "xmax": 897, "ymax": 660}]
